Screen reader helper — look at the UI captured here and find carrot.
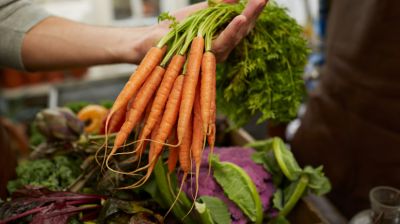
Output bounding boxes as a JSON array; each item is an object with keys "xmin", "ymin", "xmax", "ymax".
[
  {"xmin": 167, "ymin": 128, "xmax": 179, "ymax": 174},
  {"xmin": 164, "ymin": 112, "xmax": 193, "ymax": 218},
  {"xmin": 165, "ymin": 127, "xmax": 181, "ymax": 201},
  {"xmin": 149, "ymin": 75, "xmax": 185, "ymax": 167},
  {"xmin": 107, "ymin": 107, "xmax": 126, "ymax": 133},
  {"xmin": 177, "ymin": 36, "xmax": 204, "ymax": 144},
  {"xmin": 200, "ymin": 51, "xmax": 216, "ymax": 135},
  {"xmin": 106, "ymin": 66, "xmax": 165, "ymax": 169},
  {"xmin": 127, "ymin": 75, "xmax": 185, "ymax": 188},
  {"xmin": 191, "ymin": 86, "xmax": 204, "ymax": 203},
  {"xmin": 206, "ymin": 67, "xmax": 216, "ymax": 175},
  {"xmin": 101, "ymin": 47, "xmax": 165, "ymax": 170},
  {"xmin": 134, "ymin": 54, "xmax": 185, "ymax": 158},
  {"xmin": 106, "ymin": 47, "xmax": 166, "ymax": 133},
  {"xmin": 179, "ymin": 112, "xmax": 193, "ymax": 179},
  {"xmin": 207, "ymin": 53, "xmax": 217, "ymax": 147},
  {"xmin": 148, "ymin": 119, "xmax": 162, "ymax": 173}
]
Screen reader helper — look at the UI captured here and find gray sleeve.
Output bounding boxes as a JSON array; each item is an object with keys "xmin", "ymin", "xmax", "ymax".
[{"xmin": 0, "ymin": 0, "xmax": 50, "ymax": 70}]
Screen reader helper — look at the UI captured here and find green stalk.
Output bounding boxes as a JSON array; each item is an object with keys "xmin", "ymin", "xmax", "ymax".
[
  {"xmin": 280, "ymin": 174, "xmax": 309, "ymax": 216},
  {"xmin": 156, "ymin": 16, "xmax": 196, "ymax": 48},
  {"xmin": 205, "ymin": 10, "xmax": 233, "ymax": 51},
  {"xmin": 273, "ymin": 138, "xmax": 296, "ymax": 180},
  {"xmin": 197, "ymin": 8, "xmax": 223, "ymax": 37},
  {"xmin": 179, "ymin": 9, "xmax": 213, "ymax": 55},
  {"xmin": 160, "ymin": 32, "xmax": 187, "ymax": 67}
]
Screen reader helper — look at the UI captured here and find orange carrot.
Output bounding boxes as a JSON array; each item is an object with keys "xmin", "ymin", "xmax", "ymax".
[
  {"xmin": 164, "ymin": 113, "xmax": 192, "ymax": 218},
  {"xmin": 131, "ymin": 75, "xmax": 185, "ymax": 188},
  {"xmin": 148, "ymin": 119, "xmax": 162, "ymax": 172},
  {"xmin": 178, "ymin": 111, "xmax": 193, "ymax": 182},
  {"xmin": 105, "ymin": 47, "xmax": 166, "ymax": 134},
  {"xmin": 192, "ymin": 87, "xmax": 203, "ymax": 172},
  {"xmin": 132, "ymin": 96, "xmax": 155, "ymax": 166},
  {"xmin": 107, "ymin": 107, "xmax": 126, "ymax": 133},
  {"xmin": 134, "ymin": 54, "xmax": 185, "ymax": 157},
  {"xmin": 149, "ymin": 75, "xmax": 185, "ymax": 166},
  {"xmin": 200, "ymin": 51, "xmax": 216, "ymax": 135},
  {"xmin": 207, "ymin": 55, "xmax": 217, "ymax": 150},
  {"xmin": 166, "ymin": 132, "xmax": 180, "ymax": 200},
  {"xmin": 206, "ymin": 66, "xmax": 216, "ymax": 175},
  {"xmin": 177, "ymin": 36, "xmax": 204, "ymax": 144},
  {"xmin": 167, "ymin": 128, "xmax": 179, "ymax": 174},
  {"xmin": 107, "ymin": 66, "xmax": 165, "ymax": 165},
  {"xmin": 192, "ymin": 86, "xmax": 204, "ymax": 202}
]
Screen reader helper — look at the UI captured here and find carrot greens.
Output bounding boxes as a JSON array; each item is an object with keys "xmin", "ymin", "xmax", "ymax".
[{"xmin": 217, "ymin": 3, "xmax": 309, "ymax": 127}]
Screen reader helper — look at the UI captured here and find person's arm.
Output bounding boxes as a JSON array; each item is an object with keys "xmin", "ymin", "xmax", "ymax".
[
  {"xmin": 20, "ymin": 0, "xmax": 266, "ymax": 71},
  {"xmin": 21, "ymin": 17, "xmax": 154, "ymax": 71},
  {"xmin": 21, "ymin": 2, "xmax": 209, "ymax": 71}
]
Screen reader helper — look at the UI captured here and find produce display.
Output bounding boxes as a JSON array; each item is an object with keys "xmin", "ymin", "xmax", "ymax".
[
  {"xmin": 1, "ymin": 1, "xmax": 330, "ymax": 224},
  {"xmin": 0, "ymin": 106, "xmax": 330, "ymax": 223}
]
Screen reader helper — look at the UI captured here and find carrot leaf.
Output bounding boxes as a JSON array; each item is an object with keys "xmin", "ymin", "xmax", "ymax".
[
  {"xmin": 217, "ymin": 3, "xmax": 309, "ymax": 127},
  {"xmin": 158, "ymin": 12, "xmax": 178, "ymax": 29}
]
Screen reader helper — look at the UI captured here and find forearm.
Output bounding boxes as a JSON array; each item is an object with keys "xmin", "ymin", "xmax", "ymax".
[
  {"xmin": 22, "ymin": 16, "xmax": 157, "ymax": 71},
  {"xmin": 21, "ymin": 2, "xmax": 208, "ymax": 71}
]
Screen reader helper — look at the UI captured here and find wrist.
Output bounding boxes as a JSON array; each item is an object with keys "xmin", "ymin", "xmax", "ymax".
[{"xmin": 117, "ymin": 24, "xmax": 165, "ymax": 65}]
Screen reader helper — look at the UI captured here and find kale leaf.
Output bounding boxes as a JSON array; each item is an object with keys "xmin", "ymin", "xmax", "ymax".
[{"xmin": 7, "ymin": 156, "xmax": 82, "ymax": 194}]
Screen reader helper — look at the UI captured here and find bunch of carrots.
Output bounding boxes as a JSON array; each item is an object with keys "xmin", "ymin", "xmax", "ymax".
[{"xmin": 97, "ymin": 2, "xmax": 244, "ymax": 205}]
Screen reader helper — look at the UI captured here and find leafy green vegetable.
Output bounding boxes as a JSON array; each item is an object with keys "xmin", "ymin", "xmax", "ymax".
[
  {"xmin": 217, "ymin": 3, "xmax": 309, "ymax": 127},
  {"xmin": 249, "ymin": 140, "xmax": 283, "ymax": 185},
  {"xmin": 272, "ymin": 138, "xmax": 302, "ymax": 181},
  {"xmin": 302, "ymin": 166, "xmax": 331, "ymax": 196},
  {"xmin": 29, "ymin": 122, "xmax": 45, "ymax": 146},
  {"xmin": 7, "ymin": 156, "xmax": 82, "ymax": 193},
  {"xmin": 211, "ymin": 155, "xmax": 263, "ymax": 224},
  {"xmin": 247, "ymin": 137, "xmax": 331, "ymax": 218},
  {"xmin": 272, "ymin": 189, "xmax": 284, "ymax": 211},
  {"xmin": 279, "ymin": 175, "xmax": 309, "ymax": 216},
  {"xmin": 195, "ymin": 200, "xmax": 215, "ymax": 224},
  {"xmin": 152, "ymin": 160, "xmax": 196, "ymax": 223},
  {"xmin": 197, "ymin": 196, "xmax": 231, "ymax": 224}
]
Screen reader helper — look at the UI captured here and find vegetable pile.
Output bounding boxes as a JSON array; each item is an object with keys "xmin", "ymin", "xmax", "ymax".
[
  {"xmin": 2, "ymin": 106, "xmax": 331, "ymax": 224},
  {"xmin": 162, "ymin": 138, "xmax": 330, "ymax": 224},
  {"xmin": 98, "ymin": 0, "xmax": 309, "ymax": 211}
]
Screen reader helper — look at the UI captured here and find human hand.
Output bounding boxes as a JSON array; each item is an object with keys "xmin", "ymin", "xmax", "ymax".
[
  {"xmin": 212, "ymin": 0, "xmax": 268, "ymax": 61},
  {"xmin": 142, "ymin": 0, "xmax": 267, "ymax": 62}
]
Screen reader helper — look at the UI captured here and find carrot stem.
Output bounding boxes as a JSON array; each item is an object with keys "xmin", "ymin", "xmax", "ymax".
[{"xmin": 160, "ymin": 33, "xmax": 187, "ymax": 67}]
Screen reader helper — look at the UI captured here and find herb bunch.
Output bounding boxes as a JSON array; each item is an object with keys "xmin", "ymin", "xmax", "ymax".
[{"xmin": 217, "ymin": 3, "xmax": 309, "ymax": 127}]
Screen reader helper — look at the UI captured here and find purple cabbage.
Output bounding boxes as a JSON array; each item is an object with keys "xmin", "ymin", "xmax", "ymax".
[{"xmin": 179, "ymin": 147, "xmax": 275, "ymax": 224}]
